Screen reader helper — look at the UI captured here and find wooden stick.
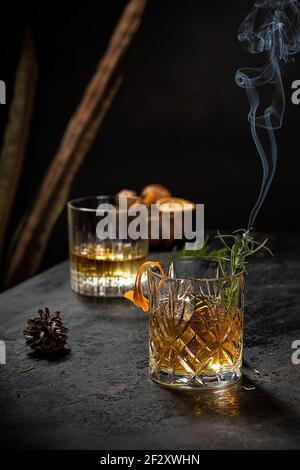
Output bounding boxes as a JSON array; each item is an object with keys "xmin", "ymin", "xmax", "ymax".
[
  {"xmin": 0, "ymin": 28, "xmax": 38, "ymax": 264},
  {"xmin": 4, "ymin": 0, "xmax": 147, "ymax": 287}
]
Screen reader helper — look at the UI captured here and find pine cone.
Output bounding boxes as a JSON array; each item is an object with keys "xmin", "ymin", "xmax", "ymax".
[{"xmin": 24, "ymin": 308, "xmax": 69, "ymax": 353}]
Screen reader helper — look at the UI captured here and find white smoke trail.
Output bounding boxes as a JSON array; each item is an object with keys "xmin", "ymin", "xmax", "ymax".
[{"xmin": 236, "ymin": 0, "xmax": 300, "ymax": 227}]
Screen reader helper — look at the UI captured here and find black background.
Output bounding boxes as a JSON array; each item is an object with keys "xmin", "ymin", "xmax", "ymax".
[{"xmin": 1, "ymin": 0, "xmax": 300, "ymax": 271}]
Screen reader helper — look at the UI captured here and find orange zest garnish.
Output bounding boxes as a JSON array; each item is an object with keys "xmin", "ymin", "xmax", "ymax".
[{"xmin": 124, "ymin": 261, "xmax": 165, "ymax": 312}]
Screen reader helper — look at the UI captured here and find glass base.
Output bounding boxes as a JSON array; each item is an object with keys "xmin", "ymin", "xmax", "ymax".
[
  {"xmin": 70, "ymin": 270, "xmax": 136, "ymax": 297},
  {"xmin": 150, "ymin": 368, "xmax": 242, "ymax": 390}
]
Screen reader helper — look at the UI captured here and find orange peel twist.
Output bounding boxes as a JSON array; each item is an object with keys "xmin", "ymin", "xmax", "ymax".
[{"xmin": 124, "ymin": 261, "xmax": 165, "ymax": 312}]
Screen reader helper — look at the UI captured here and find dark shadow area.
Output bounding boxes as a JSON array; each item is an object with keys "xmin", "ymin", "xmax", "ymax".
[
  {"xmin": 27, "ymin": 348, "xmax": 72, "ymax": 362},
  {"xmin": 1, "ymin": 1, "xmax": 300, "ymax": 274},
  {"xmin": 165, "ymin": 369, "xmax": 300, "ymax": 449}
]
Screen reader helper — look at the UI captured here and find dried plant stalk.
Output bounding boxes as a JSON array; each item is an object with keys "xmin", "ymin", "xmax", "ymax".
[
  {"xmin": 4, "ymin": 0, "xmax": 147, "ymax": 287},
  {"xmin": 0, "ymin": 29, "xmax": 38, "ymax": 263},
  {"xmin": 20, "ymin": 76, "xmax": 122, "ymax": 281}
]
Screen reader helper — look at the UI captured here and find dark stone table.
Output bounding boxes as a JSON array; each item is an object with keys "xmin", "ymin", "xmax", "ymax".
[{"xmin": 1, "ymin": 236, "xmax": 300, "ymax": 450}]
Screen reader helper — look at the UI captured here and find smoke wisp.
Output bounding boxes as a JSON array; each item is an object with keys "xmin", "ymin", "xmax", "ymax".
[{"xmin": 236, "ymin": 0, "xmax": 300, "ymax": 227}]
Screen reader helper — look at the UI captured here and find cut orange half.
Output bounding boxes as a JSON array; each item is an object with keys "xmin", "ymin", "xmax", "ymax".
[
  {"xmin": 124, "ymin": 261, "xmax": 165, "ymax": 312},
  {"xmin": 156, "ymin": 197, "xmax": 195, "ymax": 212}
]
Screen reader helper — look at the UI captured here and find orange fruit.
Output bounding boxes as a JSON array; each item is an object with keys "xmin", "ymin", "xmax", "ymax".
[{"xmin": 141, "ymin": 184, "xmax": 171, "ymax": 205}]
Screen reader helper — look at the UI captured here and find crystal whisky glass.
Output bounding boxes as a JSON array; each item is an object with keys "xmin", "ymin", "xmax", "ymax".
[
  {"xmin": 68, "ymin": 196, "xmax": 149, "ymax": 297},
  {"xmin": 148, "ymin": 258, "xmax": 245, "ymax": 389}
]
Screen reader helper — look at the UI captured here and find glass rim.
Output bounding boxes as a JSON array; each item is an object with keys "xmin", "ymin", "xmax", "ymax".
[
  {"xmin": 67, "ymin": 195, "xmax": 141, "ymax": 213},
  {"xmin": 149, "ymin": 258, "xmax": 246, "ymax": 283}
]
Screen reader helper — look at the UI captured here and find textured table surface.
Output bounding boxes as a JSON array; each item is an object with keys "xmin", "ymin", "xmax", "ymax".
[{"xmin": 1, "ymin": 237, "xmax": 300, "ymax": 450}]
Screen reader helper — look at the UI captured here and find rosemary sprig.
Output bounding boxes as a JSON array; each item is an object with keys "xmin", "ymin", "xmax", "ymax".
[
  {"xmin": 215, "ymin": 229, "xmax": 272, "ymax": 308},
  {"xmin": 180, "ymin": 229, "xmax": 272, "ymax": 309},
  {"xmin": 180, "ymin": 229, "xmax": 272, "ymax": 275},
  {"xmin": 179, "ymin": 235, "xmax": 228, "ymax": 260},
  {"xmin": 215, "ymin": 229, "xmax": 272, "ymax": 276},
  {"xmin": 180, "ymin": 235, "xmax": 210, "ymax": 257}
]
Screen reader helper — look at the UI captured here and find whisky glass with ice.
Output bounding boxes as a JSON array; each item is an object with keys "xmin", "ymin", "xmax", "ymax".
[{"xmin": 148, "ymin": 258, "xmax": 245, "ymax": 389}]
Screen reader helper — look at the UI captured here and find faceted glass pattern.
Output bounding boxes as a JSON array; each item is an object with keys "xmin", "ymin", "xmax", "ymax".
[{"xmin": 148, "ymin": 262, "xmax": 245, "ymax": 389}]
